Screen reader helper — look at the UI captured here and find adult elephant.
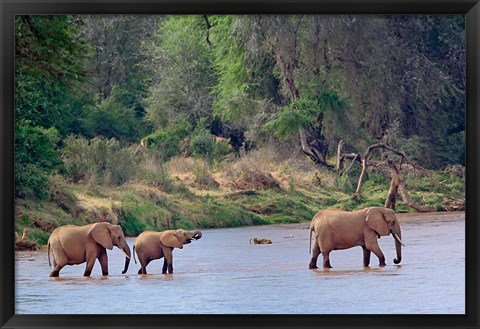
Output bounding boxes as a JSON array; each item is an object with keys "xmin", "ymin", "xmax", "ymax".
[
  {"xmin": 308, "ymin": 207, "xmax": 404, "ymax": 269},
  {"xmin": 47, "ymin": 222, "xmax": 131, "ymax": 277},
  {"xmin": 133, "ymin": 229, "xmax": 202, "ymax": 274}
]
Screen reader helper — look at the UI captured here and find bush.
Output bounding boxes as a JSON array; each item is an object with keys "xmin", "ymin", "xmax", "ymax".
[
  {"xmin": 192, "ymin": 163, "xmax": 220, "ymax": 189},
  {"xmin": 189, "ymin": 119, "xmax": 231, "ymax": 163},
  {"xmin": 106, "ymin": 146, "xmax": 139, "ymax": 185},
  {"xmin": 28, "ymin": 229, "xmax": 50, "ymax": 245},
  {"xmin": 189, "ymin": 129, "xmax": 216, "ymax": 161},
  {"xmin": 113, "ymin": 206, "xmax": 146, "ymax": 237},
  {"xmin": 62, "ymin": 135, "xmax": 138, "ymax": 186},
  {"xmin": 139, "ymin": 156, "xmax": 174, "ymax": 192},
  {"xmin": 82, "ymin": 87, "xmax": 141, "ymax": 142},
  {"xmin": 15, "ymin": 123, "xmax": 62, "ymax": 199},
  {"xmin": 48, "ymin": 175, "xmax": 79, "ymax": 215},
  {"xmin": 142, "ymin": 120, "xmax": 192, "ymax": 161}
]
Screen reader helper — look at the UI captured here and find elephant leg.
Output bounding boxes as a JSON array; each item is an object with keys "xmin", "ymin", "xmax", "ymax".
[
  {"xmin": 362, "ymin": 246, "xmax": 371, "ymax": 267},
  {"xmin": 367, "ymin": 243, "xmax": 386, "ymax": 266},
  {"xmin": 309, "ymin": 241, "xmax": 321, "ymax": 269},
  {"xmin": 322, "ymin": 249, "xmax": 333, "ymax": 268},
  {"xmin": 162, "ymin": 249, "xmax": 173, "ymax": 274},
  {"xmin": 98, "ymin": 249, "xmax": 109, "ymax": 276},
  {"xmin": 137, "ymin": 257, "xmax": 151, "ymax": 274},
  {"xmin": 162, "ymin": 259, "xmax": 168, "ymax": 274},
  {"xmin": 365, "ymin": 234, "xmax": 386, "ymax": 266},
  {"xmin": 50, "ymin": 264, "xmax": 64, "ymax": 277},
  {"xmin": 49, "ymin": 250, "xmax": 67, "ymax": 277},
  {"xmin": 372, "ymin": 248, "xmax": 386, "ymax": 267},
  {"xmin": 84, "ymin": 256, "xmax": 97, "ymax": 276}
]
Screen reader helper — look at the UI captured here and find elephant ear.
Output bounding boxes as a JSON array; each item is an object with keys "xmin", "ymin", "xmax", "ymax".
[
  {"xmin": 89, "ymin": 223, "xmax": 114, "ymax": 250},
  {"xmin": 160, "ymin": 230, "xmax": 184, "ymax": 249},
  {"xmin": 366, "ymin": 208, "xmax": 389, "ymax": 236}
]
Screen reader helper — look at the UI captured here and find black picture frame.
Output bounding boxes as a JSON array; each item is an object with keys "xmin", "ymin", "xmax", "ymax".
[{"xmin": 1, "ymin": 0, "xmax": 478, "ymax": 328}]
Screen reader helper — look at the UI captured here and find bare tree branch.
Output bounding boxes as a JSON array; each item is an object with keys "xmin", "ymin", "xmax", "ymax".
[
  {"xmin": 203, "ymin": 15, "xmax": 213, "ymax": 48},
  {"xmin": 354, "ymin": 142, "xmax": 413, "ymax": 198},
  {"xmin": 385, "ymin": 160, "xmax": 434, "ymax": 212}
]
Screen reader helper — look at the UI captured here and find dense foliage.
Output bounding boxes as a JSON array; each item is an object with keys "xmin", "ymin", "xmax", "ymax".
[{"xmin": 15, "ymin": 15, "xmax": 464, "ymax": 202}]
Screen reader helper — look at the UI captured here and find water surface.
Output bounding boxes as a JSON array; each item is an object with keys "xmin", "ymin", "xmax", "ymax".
[{"xmin": 16, "ymin": 212, "xmax": 465, "ymax": 314}]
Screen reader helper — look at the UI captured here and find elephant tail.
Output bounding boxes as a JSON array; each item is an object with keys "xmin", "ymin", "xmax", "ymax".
[
  {"xmin": 133, "ymin": 245, "xmax": 137, "ymax": 264},
  {"xmin": 47, "ymin": 238, "xmax": 51, "ymax": 267},
  {"xmin": 309, "ymin": 222, "xmax": 314, "ymax": 254}
]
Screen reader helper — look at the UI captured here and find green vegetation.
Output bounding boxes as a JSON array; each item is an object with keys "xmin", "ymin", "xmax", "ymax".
[
  {"xmin": 15, "ymin": 150, "xmax": 464, "ymax": 245},
  {"xmin": 14, "ymin": 15, "xmax": 465, "ymax": 246}
]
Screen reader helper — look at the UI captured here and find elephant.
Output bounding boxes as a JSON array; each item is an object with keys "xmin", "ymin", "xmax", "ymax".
[
  {"xmin": 133, "ymin": 229, "xmax": 202, "ymax": 274},
  {"xmin": 308, "ymin": 207, "xmax": 404, "ymax": 269},
  {"xmin": 47, "ymin": 222, "xmax": 131, "ymax": 277}
]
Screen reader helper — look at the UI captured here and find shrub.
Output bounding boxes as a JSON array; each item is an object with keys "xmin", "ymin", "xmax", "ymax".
[
  {"xmin": 138, "ymin": 156, "xmax": 175, "ymax": 192},
  {"xmin": 15, "ymin": 123, "xmax": 62, "ymax": 199},
  {"xmin": 142, "ymin": 120, "xmax": 192, "ymax": 161},
  {"xmin": 82, "ymin": 87, "xmax": 141, "ymax": 142},
  {"xmin": 62, "ymin": 135, "xmax": 138, "ymax": 186},
  {"xmin": 106, "ymin": 146, "xmax": 139, "ymax": 185},
  {"xmin": 28, "ymin": 229, "xmax": 50, "ymax": 245},
  {"xmin": 192, "ymin": 163, "xmax": 219, "ymax": 189},
  {"xmin": 113, "ymin": 206, "xmax": 146, "ymax": 237},
  {"xmin": 189, "ymin": 129, "xmax": 216, "ymax": 162},
  {"xmin": 48, "ymin": 175, "xmax": 79, "ymax": 215}
]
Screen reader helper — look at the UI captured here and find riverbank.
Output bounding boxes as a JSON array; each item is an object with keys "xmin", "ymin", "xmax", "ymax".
[{"xmin": 15, "ymin": 155, "xmax": 464, "ymax": 248}]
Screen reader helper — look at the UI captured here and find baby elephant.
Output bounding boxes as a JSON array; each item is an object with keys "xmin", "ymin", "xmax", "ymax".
[{"xmin": 133, "ymin": 229, "xmax": 202, "ymax": 274}]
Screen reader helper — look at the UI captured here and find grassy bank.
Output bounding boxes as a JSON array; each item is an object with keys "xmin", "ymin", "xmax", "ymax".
[{"xmin": 15, "ymin": 150, "xmax": 465, "ymax": 248}]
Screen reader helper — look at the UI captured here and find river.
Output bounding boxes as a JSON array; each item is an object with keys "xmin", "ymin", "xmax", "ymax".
[{"xmin": 15, "ymin": 211, "xmax": 464, "ymax": 314}]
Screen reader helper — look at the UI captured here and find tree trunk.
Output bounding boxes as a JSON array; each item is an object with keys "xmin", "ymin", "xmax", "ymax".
[
  {"xmin": 354, "ymin": 142, "xmax": 410, "ymax": 198},
  {"xmin": 299, "ymin": 128, "xmax": 328, "ymax": 167},
  {"xmin": 385, "ymin": 160, "xmax": 434, "ymax": 212},
  {"xmin": 354, "ymin": 157, "xmax": 368, "ymax": 198},
  {"xmin": 398, "ymin": 181, "xmax": 434, "ymax": 212},
  {"xmin": 385, "ymin": 160, "xmax": 400, "ymax": 209},
  {"xmin": 336, "ymin": 139, "xmax": 344, "ymax": 172}
]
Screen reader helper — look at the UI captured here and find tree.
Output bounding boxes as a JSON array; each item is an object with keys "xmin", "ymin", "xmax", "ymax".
[
  {"xmin": 15, "ymin": 15, "xmax": 92, "ymax": 136},
  {"xmin": 142, "ymin": 16, "xmax": 215, "ymax": 129},
  {"xmin": 386, "ymin": 16, "xmax": 465, "ymax": 168},
  {"xmin": 80, "ymin": 15, "xmax": 160, "ymax": 104},
  {"xmin": 80, "ymin": 15, "xmax": 161, "ymax": 141},
  {"xmin": 15, "ymin": 15, "xmax": 91, "ymax": 198},
  {"xmin": 241, "ymin": 16, "xmax": 353, "ymax": 167},
  {"xmin": 230, "ymin": 15, "xmax": 464, "ymax": 170}
]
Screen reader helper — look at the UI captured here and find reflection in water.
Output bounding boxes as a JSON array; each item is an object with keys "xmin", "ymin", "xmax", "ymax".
[{"xmin": 15, "ymin": 212, "xmax": 465, "ymax": 314}]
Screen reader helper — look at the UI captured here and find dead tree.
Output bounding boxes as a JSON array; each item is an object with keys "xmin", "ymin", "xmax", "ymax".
[
  {"xmin": 354, "ymin": 142, "xmax": 410, "ymax": 198},
  {"xmin": 337, "ymin": 141, "xmax": 433, "ymax": 212},
  {"xmin": 336, "ymin": 140, "xmax": 344, "ymax": 171},
  {"xmin": 336, "ymin": 139, "xmax": 361, "ymax": 174},
  {"xmin": 385, "ymin": 160, "xmax": 434, "ymax": 212},
  {"xmin": 384, "ymin": 160, "xmax": 399, "ymax": 209}
]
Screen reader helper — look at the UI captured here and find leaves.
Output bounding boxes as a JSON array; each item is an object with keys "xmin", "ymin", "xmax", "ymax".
[{"xmin": 15, "ymin": 15, "xmax": 465, "ymax": 201}]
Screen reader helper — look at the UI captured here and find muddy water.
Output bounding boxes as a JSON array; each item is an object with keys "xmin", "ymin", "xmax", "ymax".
[{"xmin": 15, "ymin": 212, "xmax": 464, "ymax": 314}]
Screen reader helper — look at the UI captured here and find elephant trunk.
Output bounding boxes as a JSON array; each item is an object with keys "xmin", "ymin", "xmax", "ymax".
[
  {"xmin": 119, "ymin": 241, "xmax": 131, "ymax": 274},
  {"xmin": 392, "ymin": 221, "xmax": 402, "ymax": 264},
  {"xmin": 191, "ymin": 230, "xmax": 202, "ymax": 240}
]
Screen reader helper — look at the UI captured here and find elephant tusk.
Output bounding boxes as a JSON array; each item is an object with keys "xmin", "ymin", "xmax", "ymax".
[
  {"xmin": 120, "ymin": 249, "xmax": 131, "ymax": 259},
  {"xmin": 393, "ymin": 233, "xmax": 406, "ymax": 247}
]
